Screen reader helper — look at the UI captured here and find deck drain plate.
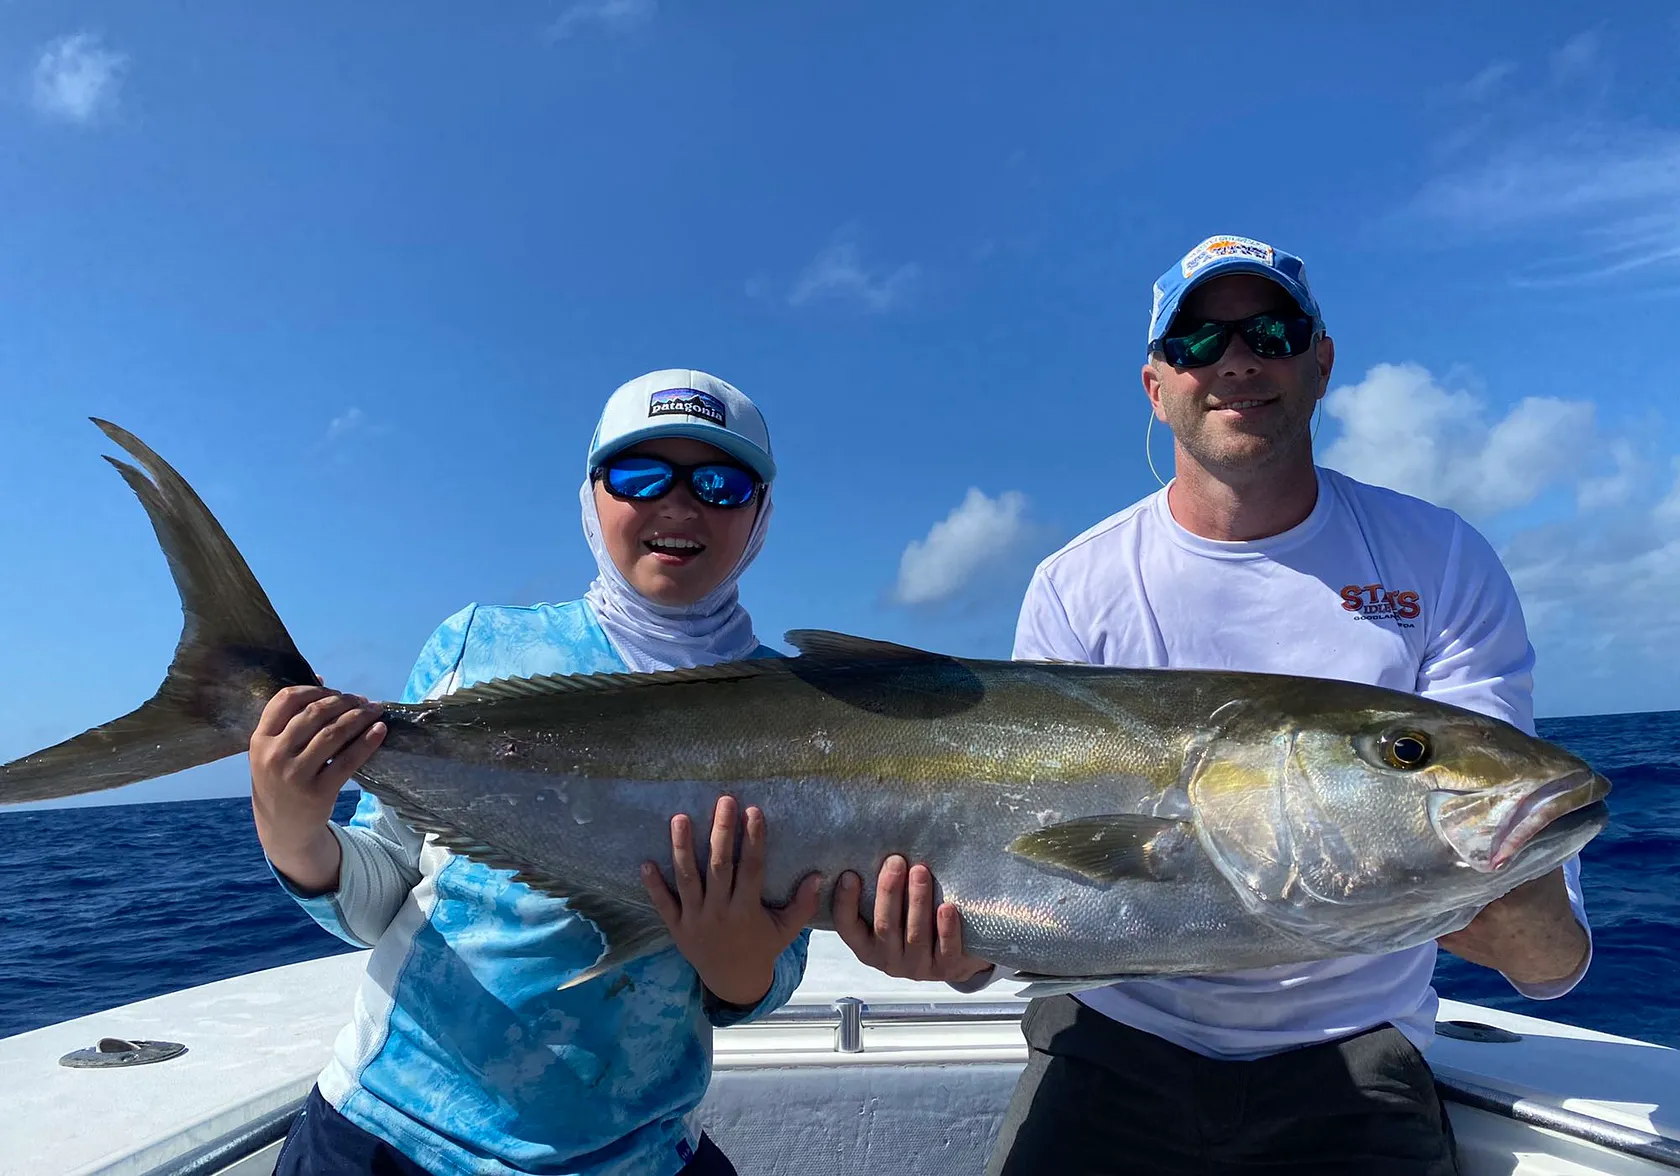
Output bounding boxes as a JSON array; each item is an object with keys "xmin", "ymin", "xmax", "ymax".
[
  {"xmin": 1435, "ymin": 1020, "xmax": 1522, "ymax": 1044},
  {"xmin": 59, "ymin": 1037, "xmax": 189, "ymax": 1068}
]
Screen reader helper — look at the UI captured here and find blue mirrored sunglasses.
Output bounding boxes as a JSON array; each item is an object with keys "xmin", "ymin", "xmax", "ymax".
[{"xmin": 594, "ymin": 455, "xmax": 761, "ymax": 509}]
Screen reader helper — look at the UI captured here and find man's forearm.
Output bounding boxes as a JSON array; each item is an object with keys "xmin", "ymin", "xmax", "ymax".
[{"xmin": 1437, "ymin": 867, "xmax": 1588, "ymax": 986}]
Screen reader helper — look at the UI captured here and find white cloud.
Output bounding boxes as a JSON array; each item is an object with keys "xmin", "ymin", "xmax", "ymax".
[
  {"xmin": 30, "ymin": 32, "xmax": 126, "ymax": 125},
  {"xmin": 1460, "ymin": 61, "xmax": 1517, "ymax": 102},
  {"xmin": 893, "ymin": 489, "xmax": 1035, "ymax": 608},
  {"xmin": 789, "ymin": 240, "xmax": 919, "ymax": 313},
  {"xmin": 1577, "ymin": 439, "xmax": 1643, "ymax": 511},
  {"xmin": 1320, "ymin": 363, "xmax": 1594, "ymax": 521},
  {"xmin": 326, "ymin": 407, "xmax": 366, "ymax": 443},
  {"xmin": 1320, "ymin": 361, "xmax": 1680, "ymax": 711},
  {"xmin": 1418, "ymin": 127, "xmax": 1680, "ymax": 230},
  {"xmin": 320, "ymin": 407, "xmax": 391, "ymax": 450},
  {"xmin": 1551, "ymin": 29, "xmax": 1604, "ymax": 82},
  {"xmin": 1500, "ymin": 466, "xmax": 1680, "ymax": 687},
  {"xmin": 1655, "ymin": 458, "xmax": 1680, "ymax": 527},
  {"xmin": 545, "ymin": 0, "xmax": 655, "ymax": 41},
  {"xmin": 1413, "ymin": 30, "xmax": 1679, "ymax": 289}
]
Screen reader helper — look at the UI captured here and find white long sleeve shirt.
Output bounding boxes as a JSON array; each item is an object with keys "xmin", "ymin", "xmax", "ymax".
[{"xmin": 1008, "ymin": 465, "xmax": 1591, "ymax": 1061}]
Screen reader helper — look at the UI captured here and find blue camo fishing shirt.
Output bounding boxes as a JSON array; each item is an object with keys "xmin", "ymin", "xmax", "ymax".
[{"xmin": 276, "ymin": 599, "xmax": 810, "ymax": 1175}]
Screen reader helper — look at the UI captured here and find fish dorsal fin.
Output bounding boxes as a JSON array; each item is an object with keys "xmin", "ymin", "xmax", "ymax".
[
  {"xmin": 1008, "ymin": 814, "xmax": 1194, "ymax": 883},
  {"xmin": 432, "ymin": 632, "xmax": 947, "ymax": 708},
  {"xmin": 433, "ymin": 672, "xmax": 597, "ymax": 704},
  {"xmin": 432, "ymin": 660, "xmax": 781, "ymax": 706},
  {"xmin": 784, "ymin": 630, "xmax": 946, "ymax": 662}
]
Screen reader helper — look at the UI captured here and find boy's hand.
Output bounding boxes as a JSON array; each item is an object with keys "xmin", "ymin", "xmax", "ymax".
[
  {"xmin": 834, "ymin": 857, "xmax": 993, "ymax": 985},
  {"xmin": 250, "ymin": 684, "xmax": 385, "ymax": 895},
  {"xmin": 642, "ymin": 796, "xmax": 820, "ymax": 1008}
]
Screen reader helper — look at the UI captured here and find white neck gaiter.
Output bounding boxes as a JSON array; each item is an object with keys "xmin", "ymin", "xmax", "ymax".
[{"xmin": 578, "ymin": 479, "xmax": 773, "ymax": 673}]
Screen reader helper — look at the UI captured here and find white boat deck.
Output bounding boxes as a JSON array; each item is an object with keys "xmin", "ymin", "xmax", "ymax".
[
  {"xmin": 0, "ymin": 950, "xmax": 367, "ymax": 1176},
  {"xmin": 2, "ymin": 933, "xmax": 1676, "ymax": 1175}
]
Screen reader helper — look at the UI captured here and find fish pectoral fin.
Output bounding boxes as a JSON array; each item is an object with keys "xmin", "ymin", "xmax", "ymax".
[
  {"xmin": 783, "ymin": 630, "xmax": 947, "ymax": 662},
  {"xmin": 552, "ymin": 892, "xmax": 673, "ymax": 991},
  {"xmin": 1011, "ymin": 972, "xmax": 1150, "ymax": 999},
  {"xmin": 1007, "ymin": 814, "xmax": 1193, "ymax": 883}
]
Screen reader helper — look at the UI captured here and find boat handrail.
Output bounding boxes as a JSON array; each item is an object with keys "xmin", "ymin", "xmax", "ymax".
[
  {"xmin": 144, "ymin": 1093, "xmax": 306, "ymax": 1176},
  {"xmin": 763, "ymin": 999, "xmax": 1031, "ymax": 1022},
  {"xmin": 753, "ymin": 998, "xmax": 1680, "ymax": 1170},
  {"xmin": 1435, "ymin": 1073, "xmax": 1680, "ymax": 1169},
  {"xmin": 760, "ymin": 997, "xmax": 1030, "ymax": 1050}
]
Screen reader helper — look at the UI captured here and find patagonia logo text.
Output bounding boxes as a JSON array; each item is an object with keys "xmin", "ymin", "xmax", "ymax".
[
  {"xmin": 648, "ymin": 387, "xmax": 725, "ymax": 426},
  {"xmin": 1340, "ymin": 583, "xmax": 1420, "ymax": 626}
]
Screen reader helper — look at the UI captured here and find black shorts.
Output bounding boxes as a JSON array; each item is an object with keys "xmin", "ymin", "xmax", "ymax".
[
  {"xmin": 271, "ymin": 1085, "xmax": 739, "ymax": 1176},
  {"xmin": 985, "ymin": 995, "xmax": 1460, "ymax": 1176}
]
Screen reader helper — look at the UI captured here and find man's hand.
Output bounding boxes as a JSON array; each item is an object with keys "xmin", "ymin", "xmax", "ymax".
[
  {"xmin": 834, "ymin": 855, "xmax": 993, "ymax": 985},
  {"xmin": 1437, "ymin": 866, "xmax": 1589, "ymax": 988},
  {"xmin": 642, "ymin": 796, "xmax": 821, "ymax": 1009}
]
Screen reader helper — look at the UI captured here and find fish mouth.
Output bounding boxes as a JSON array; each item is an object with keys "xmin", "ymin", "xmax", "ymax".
[
  {"xmin": 1511, "ymin": 796, "xmax": 1609, "ymax": 859},
  {"xmin": 1489, "ymin": 770, "xmax": 1610, "ymax": 869},
  {"xmin": 1431, "ymin": 769, "xmax": 1611, "ymax": 873}
]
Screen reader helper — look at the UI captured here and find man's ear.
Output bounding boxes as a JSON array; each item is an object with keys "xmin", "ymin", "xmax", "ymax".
[
  {"xmin": 1142, "ymin": 359, "xmax": 1168, "ymax": 422},
  {"xmin": 1315, "ymin": 334, "xmax": 1336, "ymax": 396}
]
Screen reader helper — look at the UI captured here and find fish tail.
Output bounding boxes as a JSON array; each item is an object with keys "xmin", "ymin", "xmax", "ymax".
[{"xmin": 0, "ymin": 419, "xmax": 316, "ymax": 805}]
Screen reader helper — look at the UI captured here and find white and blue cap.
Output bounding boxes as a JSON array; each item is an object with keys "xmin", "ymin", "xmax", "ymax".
[
  {"xmin": 1146, "ymin": 235, "xmax": 1325, "ymax": 355},
  {"xmin": 586, "ymin": 368, "xmax": 776, "ymax": 482}
]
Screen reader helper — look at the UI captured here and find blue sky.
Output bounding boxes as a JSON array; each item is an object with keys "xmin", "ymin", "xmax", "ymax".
[{"xmin": 3, "ymin": 3, "xmax": 1679, "ymax": 806}]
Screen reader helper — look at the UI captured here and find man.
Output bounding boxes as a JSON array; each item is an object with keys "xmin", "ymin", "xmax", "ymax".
[{"xmin": 839, "ymin": 235, "xmax": 1592, "ymax": 1174}]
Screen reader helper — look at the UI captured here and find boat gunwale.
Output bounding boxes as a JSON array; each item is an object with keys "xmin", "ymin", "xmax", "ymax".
[
  {"xmin": 142, "ymin": 1096, "xmax": 306, "ymax": 1176},
  {"xmin": 1436, "ymin": 1073, "xmax": 1680, "ymax": 1170},
  {"xmin": 130, "ymin": 997, "xmax": 1680, "ymax": 1175}
]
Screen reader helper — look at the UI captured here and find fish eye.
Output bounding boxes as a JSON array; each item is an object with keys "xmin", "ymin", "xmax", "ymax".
[{"xmin": 1381, "ymin": 731, "xmax": 1432, "ymax": 770}]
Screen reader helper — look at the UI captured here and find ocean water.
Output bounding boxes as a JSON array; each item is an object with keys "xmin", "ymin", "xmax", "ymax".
[
  {"xmin": 3, "ymin": 711, "xmax": 1677, "ymax": 1045},
  {"xmin": 1431, "ymin": 709, "xmax": 1680, "ymax": 1042}
]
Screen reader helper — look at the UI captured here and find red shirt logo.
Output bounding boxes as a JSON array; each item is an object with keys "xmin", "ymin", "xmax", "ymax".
[{"xmin": 1340, "ymin": 582, "xmax": 1421, "ymax": 624}]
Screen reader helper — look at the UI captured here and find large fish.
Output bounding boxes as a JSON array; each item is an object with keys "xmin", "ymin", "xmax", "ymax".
[{"xmin": 1, "ymin": 421, "xmax": 1610, "ymax": 994}]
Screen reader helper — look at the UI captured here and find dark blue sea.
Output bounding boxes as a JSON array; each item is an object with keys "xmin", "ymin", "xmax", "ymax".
[{"xmin": 3, "ymin": 711, "xmax": 1677, "ymax": 1044}]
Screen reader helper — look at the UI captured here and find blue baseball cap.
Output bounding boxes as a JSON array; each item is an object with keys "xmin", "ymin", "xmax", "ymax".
[
  {"xmin": 587, "ymin": 368, "xmax": 776, "ymax": 482},
  {"xmin": 1146, "ymin": 235, "xmax": 1325, "ymax": 355}
]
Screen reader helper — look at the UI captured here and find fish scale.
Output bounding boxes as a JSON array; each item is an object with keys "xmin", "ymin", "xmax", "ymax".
[{"xmin": 0, "ymin": 419, "xmax": 1612, "ymax": 997}]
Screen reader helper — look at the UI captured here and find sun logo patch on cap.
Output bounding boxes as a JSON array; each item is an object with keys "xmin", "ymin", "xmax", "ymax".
[
  {"xmin": 1182, "ymin": 235, "xmax": 1275, "ymax": 278},
  {"xmin": 648, "ymin": 387, "xmax": 726, "ymax": 426}
]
